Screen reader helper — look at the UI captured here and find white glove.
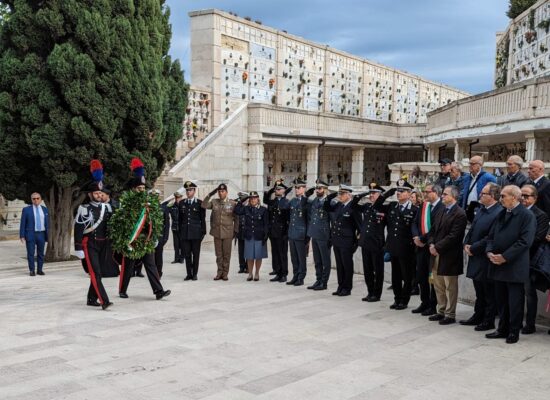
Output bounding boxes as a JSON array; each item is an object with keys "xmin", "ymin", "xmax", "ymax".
[{"xmin": 75, "ymin": 250, "xmax": 85, "ymax": 259}]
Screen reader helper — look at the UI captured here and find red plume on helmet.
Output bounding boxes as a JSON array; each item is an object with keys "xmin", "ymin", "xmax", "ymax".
[{"xmin": 128, "ymin": 157, "xmax": 146, "ymax": 187}]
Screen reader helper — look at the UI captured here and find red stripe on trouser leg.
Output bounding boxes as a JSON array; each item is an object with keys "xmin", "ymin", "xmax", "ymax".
[
  {"xmin": 82, "ymin": 236, "xmax": 104, "ymax": 305},
  {"xmin": 119, "ymin": 256, "xmax": 125, "ymax": 293}
]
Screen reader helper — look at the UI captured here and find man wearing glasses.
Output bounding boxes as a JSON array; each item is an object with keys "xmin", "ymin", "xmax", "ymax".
[
  {"xmin": 19, "ymin": 193, "xmax": 48, "ymax": 276},
  {"xmin": 461, "ymin": 156, "xmax": 496, "ymax": 223},
  {"xmin": 497, "ymin": 155, "xmax": 528, "ymax": 188},
  {"xmin": 202, "ymin": 183, "xmax": 237, "ymax": 281}
]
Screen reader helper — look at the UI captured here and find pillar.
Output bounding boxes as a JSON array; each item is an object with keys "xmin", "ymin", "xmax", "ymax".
[
  {"xmin": 426, "ymin": 144, "xmax": 439, "ymax": 163},
  {"xmin": 306, "ymin": 145, "xmax": 319, "ymax": 187},
  {"xmin": 247, "ymin": 142, "xmax": 264, "ymax": 192},
  {"xmin": 525, "ymin": 132, "xmax": 543, "ymax": 161},
  {"xmin": 453, "ymin": 139, "xmax": 470, "ymax": 163},
  {"xmin": 351, "ymin": 147, "xmax": 365, "ymax": 186}
]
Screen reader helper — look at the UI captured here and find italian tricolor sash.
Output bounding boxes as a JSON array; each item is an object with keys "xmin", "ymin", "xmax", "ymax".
[
  {"xmin": 420, "ymin": 202, "xmax": 431, "ymax": 235},
  {"xmin": 128, "ymin": 206, "xmax": 152, "ymax": 250}
]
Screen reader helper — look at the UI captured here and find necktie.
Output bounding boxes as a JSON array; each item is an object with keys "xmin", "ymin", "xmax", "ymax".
[{"xmin": 35, "ymin": 206, "xmax": 41, "ymax": 231}]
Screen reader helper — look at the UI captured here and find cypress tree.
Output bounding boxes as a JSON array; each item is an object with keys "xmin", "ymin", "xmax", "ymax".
[
  {"xmin": 507, "ymin": 0, "xmax": 538, "ymax": 19},
  {"xmin": 0, "ymin": 0, "xmax": 187, "ymax": 260}
]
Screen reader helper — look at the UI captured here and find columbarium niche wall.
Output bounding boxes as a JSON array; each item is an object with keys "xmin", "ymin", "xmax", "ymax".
[
  {"xmin": 263, "ymin": 144, "xmax": 308, "ymax": 188},
  {"xmin": 363, "ymin": 148, "xmax": 423, "ymax": 185},
  {"xmin": 319, "ymin": 147, "xmax": 352, "ymax": 185}
]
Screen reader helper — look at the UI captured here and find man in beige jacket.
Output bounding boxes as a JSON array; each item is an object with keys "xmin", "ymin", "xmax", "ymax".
[{"xmin": 202, "ymin": 183, "xmax": 237, "ymax": 280}]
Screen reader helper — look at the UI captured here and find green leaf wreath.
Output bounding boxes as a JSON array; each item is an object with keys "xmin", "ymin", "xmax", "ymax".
[{"xmin": 108, "ymin": 190, "xmax": 163, "ymax": 259}]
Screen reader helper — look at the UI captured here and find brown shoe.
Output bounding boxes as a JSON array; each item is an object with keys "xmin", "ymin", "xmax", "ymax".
[{"xmin": 213, "ymin": 275, "xmax": 222, "ymax": 281}]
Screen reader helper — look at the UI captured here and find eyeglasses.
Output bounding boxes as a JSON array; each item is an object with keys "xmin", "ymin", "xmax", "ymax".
[
  {"xmin": 521, "ymin": 194, "xmax": 535, "ymax": 199},
  {"xmin": 480, "ymin": 192, "xmax": 491, "ymax": 197},
  {"xmin": 31, "ymin": 197, "xmax": 40, "ymax": 200}
]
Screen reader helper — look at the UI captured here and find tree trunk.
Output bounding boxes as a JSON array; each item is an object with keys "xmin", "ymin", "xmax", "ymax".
[{"xmin": 44, "ymin": 185, "xmax": 82, "ymax": 262}]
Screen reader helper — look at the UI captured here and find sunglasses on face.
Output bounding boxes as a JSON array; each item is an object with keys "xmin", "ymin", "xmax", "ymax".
[
  {"xmin": 521, "ymin": 194, "xmax": 535, "ymax": 199},
  {"xmin": 32, "ymin": 198, "xmax": 40, "ymax": 200}
]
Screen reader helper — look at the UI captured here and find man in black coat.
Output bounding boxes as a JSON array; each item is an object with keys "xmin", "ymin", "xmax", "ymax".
[
  {"xmin": 497, "ymin": 155, "xmax": 528, "ymax": 188},
  {"xmin": 527, "ymin": 160, "xmax": 550, "ymax": 217},
  {"xmin": 263, "ymin": 180, "xmax": 290, "ymax": 282},
  {"xmin": 180, "ymin": 181, "xmax": 206, "ymax": 281},
  {"xmin": 327, "ymin": 185, "xmax": 359, "ymax": 297},
  {"xmin": 463, "ymin": 182, "xmax": 503, "ymax": 331},
  {"xmin": 485, "ymin": 185, "xmax": 536, "ymax": 344},
  {"xmin": 411, "ymin": 184, "xmax": 444, "ymax": 315},
  {"xmin": 169, "ymin": 191, "xmax": 184, "ymax": 263},
  {"xmin": 153, "ymin": 191, "xmax": 171, "ymax": 279},
  {"xmin": 378, "ymin": 180, "xmax": 418, "ymax": 309},
  {"xmin": 428, "ymin": 185, "xmax": 468, "ymax": 325},
  {"xmin": 521, "ymin": 184, "xmax": 550, "ymax": 334}
]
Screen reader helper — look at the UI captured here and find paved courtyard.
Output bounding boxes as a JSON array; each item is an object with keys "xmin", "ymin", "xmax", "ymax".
[{"xmin": 1, "ymin": 238, "xmax": 550, "ymax": 400}]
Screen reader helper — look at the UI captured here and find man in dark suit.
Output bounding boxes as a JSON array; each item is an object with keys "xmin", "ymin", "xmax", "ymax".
[
  {"xmin": 180, "ymin": 181, "xmax": 206, "ymax": 281},
  {"xmin": 379, "ymin": 180, "xmax": 418, "ymax": 309},
  {"xmin": 527, "ymin": 160, "xmax": 549, "ymax": 216},
  {"xmin": 520, "ymin": 184, "xmax": 550, "ymax": 334},
  {"xmin": 327, "ymin": 185, "xmax": 359, "ymax": 296},
  {"xmin": 411, "ymin": 184, "xmax": 444, "ymax": 315},
  {"xmin": 151, "ymin": 190, "xmax": 170, "ymax": 279},
  {"xmin": 497, "ymin": 155, "xmax": 528, "ymax": 188},
  {"xmin": 263, "ymin": 180, "xmax": 291, "ymax": 282},
  {"xmin": 463, "ymin": 182, "xmax": 503, "ymax": 331},
  {"xmin": 428, "ymin": 185, "xmax": 467, "ymax": 325},
  {"xmin": 169, "ymin": 191, "xmax": 184, "ymax": 263},
  {"xmin": 485, "ymin": 185, "xmax": 536, "ymax": 344},
  {"xmin": 19, "ymin": 192, "xmax": 48, "ymax": 276}
]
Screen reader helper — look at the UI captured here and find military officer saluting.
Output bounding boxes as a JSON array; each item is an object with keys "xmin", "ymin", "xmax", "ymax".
[
  {"xmin": 306, "ymin": 179, "xmax": 332, "ymax": 291},
  {"xmin": 354, "ymin": 182, "xmax": 387, "ymax": 302},
  {"xmin": 263, "ymin": 179, "xmax": 291, "ymax": 282},
  {"xmin": 282, "ymin": 178, "xmax": 309, "ymax": 286},
  {"xmin": 180, "ymin": 181, "xmax": 206, "ymax": 280},
  {"xmin": 378, "ymin": 178, "xmax": 418, "ymax": 310},
  {"xmin": 74, "ymin": 160, "xmax": 113, "ymax": 310},
  {"xmin": 326, "ymin": 185, "xmax": 360, "ymax": 297},
  {"xmin": 202, "ymin": 183, "xmax": 237, "ymax": 281}
]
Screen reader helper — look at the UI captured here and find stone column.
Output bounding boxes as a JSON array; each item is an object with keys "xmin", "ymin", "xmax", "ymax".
[
  {"xmin": 453, "ymin": 139, "xmax": 470, "ymax": 163},
  {"xmin": 351, "ymin": 147, "xmax": 365, "ymax": 186},
  {"xmin": 426, "ymin": 144, "xmax": 439, "ymax": 163},
  {"xmin": 525, "ymin": 132, "xmax": 543, "ymax": 161},
  {"xmin": 247, "ymin": 143, "xmax": 264, "ymax": 192},
  {"xmin": 306, "ymin": 145, "xmax": 319, "ymax": 187}
]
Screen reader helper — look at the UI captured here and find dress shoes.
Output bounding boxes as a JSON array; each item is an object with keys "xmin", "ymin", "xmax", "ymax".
[
  {"xmin": 439, "ymin": 317, "xmax": 456, "ymax": 325},
  {"xmin": 474, "ymin": 322, "xmax": 495, "ymax": 331},
  {"xmin": 389, "ymin": 302, "xmax": 398, "ymax": 309},
  {"xmin": 37, "ymin": 271, "xmax": 45, "ymax": 275},
  {"xmin": 254, "ymin": 276, "xmax": 260, "ymax": 281},
  {"xmin": 293, "ymin": 279, "xmax": 304, "ymax": 286},
  {"xmin": 156, "ymin": 290, "xmax": 171, "ymax": 300},
  {"xmin": 394, "ymin": 303, "xmax": 407, "ymax": 310},
  {"xmin": 521, "ymin": 325, "xmax": 536, "ymax": 335},
  {"xmin": 459, "ymin": 314, "xmax": 483, "ymax": 326},
  {"xmin": 29, "ymin": 271, "xmax": 35, "ymax": 276},
  {"xmin": 238, "ymin": 268, "xmax": 246, "ymax": 274},
  {"xmin": 184, "ymin": 275, "xmax": 192, "ymax": 281},
  {"xmin": 222, "ymin": 276, "xmax": 228, "ymax": 281},
  {"xmin": 314, "ymin": 284, "xmax": 327, "ymax": 291},
  {"xmin": 135, "ymin": 272, "xmax": 145, "ymax": 278},
  {"xmin": 411, "ymin": 304, "xmax": 429, "ymax": 314},
  {"xmin": 119, "ymin": 293, "xmax": 129, "ymax": 299},
  {"xmin": 421, "ymin": 307, "xmax": 437, "ymax": 316},
  {"xmin": 506, "ymin": 333, "xmax": 519, "ymax": 344},
  {"xmin": 101, "ymin": 302, "xmax": 113, "ymax": 310},
  {"xmin": 307, "ymin": 281, "xmax": 321, "ymax": 290},
  {"xmin": 332, "ymin": 290, "xmax": 341, "ymax": 296},
  {"xmin": 213, "ymin": 275, "xmax": 222, "ymax": 281},
  {"xmin": 338, "ymin": 290, "xmax": 351, "ymax": 296},
  {"xmin": 361, "ymin": 296, "xmax": 369, "ymax": 302},
  {"xmin": 270, "ymin": 275, "xmax": 281, "ymax": 282},
  {"xmin": 192, "ymin": 275, "xmax": 197, "ymax": 281},
  {"xmin": 485, "ymin": 330, "xmax": 508, "ymax": 339},
  {"xmin": 87, "ymin": 300, "xmax": 101, "ymax": 307},
  {"xmin": 278, "ymin": 276, "xmax": 287, "ymax": 283},
  {"xmin": 286, "ymin": 278, "xmax": 297, "ymax": 285},
  {"xmin": 367, "ymin": 296, "xmax": 380, "ymax": 302},
  {"xmin": 171, "ymin": 260, "xmax": 178, "ymax": 264},
  {"xmin": 429, "ymin": 314, "xmax": 445, "ymax": 321},
  {"xmin": 269, "ymin": 271, "xmax": 277, "ymax": 276}
]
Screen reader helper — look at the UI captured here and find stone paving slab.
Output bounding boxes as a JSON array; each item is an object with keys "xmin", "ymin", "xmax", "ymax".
[{"xmin": 1, "ymin": 240, "xmax": 550, "ymax": 399}]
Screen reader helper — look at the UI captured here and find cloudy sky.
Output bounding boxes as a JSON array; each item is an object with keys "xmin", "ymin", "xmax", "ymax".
[{"xmin": 165, "ymin": 0, "xmax": 510, "ymax": 95}]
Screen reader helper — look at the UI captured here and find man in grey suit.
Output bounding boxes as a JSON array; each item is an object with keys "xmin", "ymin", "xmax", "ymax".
[{"xmin": 485, "ymin": 185, "xmax": 536, "ymax": 344}]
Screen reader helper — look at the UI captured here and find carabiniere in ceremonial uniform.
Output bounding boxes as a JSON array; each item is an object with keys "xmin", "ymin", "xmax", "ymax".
[{"xmin": 180, "ymin": 181, "xmax": 206, "ymax": 281}]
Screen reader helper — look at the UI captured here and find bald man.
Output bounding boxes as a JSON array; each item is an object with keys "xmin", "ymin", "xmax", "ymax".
[
  {"xmin": 527, "ymin": 160, "xmax": 549, "ymax": 216},
  {"xmin": 461, "ymin": 156, "xmax": 497, "ymax": 222}
]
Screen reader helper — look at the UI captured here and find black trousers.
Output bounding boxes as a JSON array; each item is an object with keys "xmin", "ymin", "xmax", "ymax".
[
  {"xmin": 312, "ymin": 238, "xmax": 331, "ymax": 284},
  {"xmin": 361, "ymin": 247, "xmax": 384, "ymax": 298},
  {"xmin": 182, "ymin": 239, "xmax": 202, "ymax": 278},
  {"xmin": 334, "ymin": 245, "xmax": 354, "ymax": 292},
  {"xmin": 472, "ymin": 279, "xmax": 496, "ymax": 324},
  {"xmin": 82, "ymin": 237, "xmax": 110, "ymax": 305},
  {"xmin": 270, "ymin": 236, "xmax": 288, "ymax": 277},
  {"xmin": 390, "ymin": 253, "xmax": 414, "ymax": 305},
  {"xmin": 119, "ymin": 252, "xmax": 164, "ymax": 295},
  {"xmin": 416, "ymin": 248, "xmax": 437, "ymax": 308},
  {"xmin": 238, "ymin": 238, "xmax": 246, "ymax": 271},
  {"xmin": 525, "ymin": 275, "xmax": 539, "ymax": 327},
  {"xmin": 289, "ymin": 239, "xmax": 307, "ymax": 280},
  {"xmin": 172, "ymin": 230, "xmax": 183, "ymax": 261},
  {"xmin": 494, "ymin": 281, "xmax": 525, "ymax": 335},
  {"xmin": 155, "ymin": 243, "xmax": 165, "ymax": 278}
]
